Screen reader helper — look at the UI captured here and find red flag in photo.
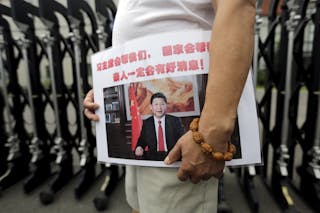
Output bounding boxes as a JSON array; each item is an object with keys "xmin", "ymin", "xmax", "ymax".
[{"xmin": 129, "ymin": 83, "xmax": 143, "ymax": 151}]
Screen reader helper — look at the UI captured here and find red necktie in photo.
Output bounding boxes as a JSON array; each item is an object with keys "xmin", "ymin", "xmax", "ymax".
[{"xmin": 158, "ymin": 120, "xmax": 165, "ymax": 151}]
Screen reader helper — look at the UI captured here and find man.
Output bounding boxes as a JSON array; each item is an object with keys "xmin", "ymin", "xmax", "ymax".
[
  {"xmin": 135, "ymin": 92, "xmax": 185, "ymax": 161},
  {"xmin": 84, "ymin": 0, "xmax": 255, "ymax": 212}
]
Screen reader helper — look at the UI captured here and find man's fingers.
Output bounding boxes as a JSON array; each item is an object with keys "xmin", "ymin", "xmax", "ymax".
[
  {"xmin": 201, "ymin": 174, "xmax": 212, "ymax": 181},
  {"xmin": 84, "ymin": 108, "xmax": 100, "ymax": 121},
  {"xmin": 190, "ymin": 176, "xmax": 200, "ymax": 184},
  {"xmin": 213, "ymin": 170, "xmax": 224, "ymax": 179},
  {"xmin": 83, "ymin": 98, "xmax": 99, "ymax": 110},
  {"xmin": 164, "ymin": 142, "xmax": 182, "ymax": 165},
  {"xmin": 85, "ymin": 103, "xmax": 99, "ymax": 111},
  {"xmin": 83, "ymin": 89, "xmax": 100, "ymax": 121},
  {"xmin": 177, "ymin": 169, "xmax": 189, "ymax": 182},
  {"xmin": 83, "ymin": 89, "xmax": 99, "ymax": 110}
]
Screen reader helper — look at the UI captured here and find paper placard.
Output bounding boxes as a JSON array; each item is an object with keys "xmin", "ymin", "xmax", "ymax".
[{"xmin": 91, "ymin": 30, "xmax": 261, "ymax": 167}]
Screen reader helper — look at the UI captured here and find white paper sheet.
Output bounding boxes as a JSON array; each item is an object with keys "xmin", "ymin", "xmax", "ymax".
[{"xmin": 91, "ymin": 30, "xmax": 261, "ymax": 167}]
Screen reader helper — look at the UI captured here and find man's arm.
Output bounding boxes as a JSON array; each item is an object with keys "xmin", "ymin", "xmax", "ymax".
[
  {"xmin": 200, "ymin": 0, "xmax": 255, "ymax": 151},
  {"xmin": 165, "ymin": 0, "xmax": 255, "ymax": 183}
]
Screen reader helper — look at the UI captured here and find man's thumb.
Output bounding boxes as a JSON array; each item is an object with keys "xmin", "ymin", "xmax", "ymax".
[{"xmin": 164, "ymin": 143, "xmax": 182, "ymax": 165}]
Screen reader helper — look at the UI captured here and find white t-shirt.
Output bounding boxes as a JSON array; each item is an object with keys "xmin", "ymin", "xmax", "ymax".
[
  {"xmin": 112, "ymin": 0, "xmax": 214, "ymax": 46},
  {"xmin": 113, "ymin": 1, "xmax": 219, "ymax": 213}
]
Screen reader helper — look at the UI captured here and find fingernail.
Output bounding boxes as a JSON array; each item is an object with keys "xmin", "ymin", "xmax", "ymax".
[{"xmin": 164, "ymin": 156, "xmax": 170, "ymax": 165}]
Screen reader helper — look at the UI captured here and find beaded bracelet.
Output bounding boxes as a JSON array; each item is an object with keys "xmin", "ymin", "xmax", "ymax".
[{"xmin": 189, "ymin": 118, "xmax": 236, "ymax": 161}]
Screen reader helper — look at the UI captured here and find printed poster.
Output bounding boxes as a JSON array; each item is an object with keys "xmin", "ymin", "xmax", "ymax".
[{"xmin": 91, "ymin": 30, "xmax": 261, "ymax": 167}]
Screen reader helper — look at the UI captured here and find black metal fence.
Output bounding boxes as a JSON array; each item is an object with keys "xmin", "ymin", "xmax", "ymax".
[
  {"xmin": 0, "ymin": 0, "xmax": 119, "ymax": 210},
  {"xmin": 0, "ymin": 0, "xmax": 320, "ymax": 212},
  {"xmin": 231, "ymin": 0, "xmax": 320, "ymax": 212}
]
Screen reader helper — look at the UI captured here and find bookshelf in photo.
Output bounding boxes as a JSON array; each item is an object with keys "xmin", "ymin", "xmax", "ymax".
[{"xmin": 104, "ymin": 86, "xmax": 121, "ymax": 124}]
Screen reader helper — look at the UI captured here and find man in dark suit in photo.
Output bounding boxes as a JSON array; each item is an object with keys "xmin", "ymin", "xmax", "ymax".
[{"xmin": 135, "ymin": 92, "xmax": 185, "ymax": 161}]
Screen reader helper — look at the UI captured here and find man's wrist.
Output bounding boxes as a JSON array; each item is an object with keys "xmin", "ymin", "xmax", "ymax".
[
  {"xmin": 198, "ymin": 107, "xmax": 236, "ymax": 152},
  {"xmin": 189, "ymin": 118, "xmax": 236, "ymax": 161}
]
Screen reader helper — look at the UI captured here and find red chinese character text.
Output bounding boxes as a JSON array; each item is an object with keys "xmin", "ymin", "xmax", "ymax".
[
  {"xmin": 184, "ymin": 43, "xmax": 195, "ymax": 54},
  {"xmin": 173, "ymin": 44, "xmax": 184, "ymax": 55},
  {"xmin": 138, "ymin": 50, "xmax": 147, "ymax": 61},
  {"xmin": 195, "ymin": 42, "xmax": 206, "ymax": 52},
  {"xmin": 113, "ymin": 72, "xmax": 120, "ymax": 82},
  {"xmin": 97, "ymin": 63, "xmax": 102, "ymax": 71},
  {"xmin": 155, "ymin": 64, "xmax": 165, "ymax": 74},
  {"xmin": 108, "ymin": 59, "xmax": 114, "ymax": 68},
  {"xmin": 128, "ymin": 71, "xmax": 136, "ymax": 76},
  {"xmin": 162, "ymin": 45, "xmax": 172, "ymax": 56},
  {"xmin": 166, "ymin": 62, "xmax": 176, "ymax": 73},
  {"xmin": 206, "ymin": 42, "xmax": 210, "ymax": 51},
  {"xmin": 145, "ymin": 65, "xmax": 155, "ymax": 76},
  {"xmin": 129, "ymin": 52, "xmax": 137, "ymax": 63},
  {"xmin": 114, "ymin": 57, "xmax": 121, "ymax": 66},
  {"xmin": 102, "ymin": 61, "xmax": 108, "ymax": 70},
  {"xmin": 136, "ymin": 67, "xmax": 145, "ymax": 77},
  {"xmin": 189, "ymin": 60, "xmax": 199, "ymax": 70},
  {"xmin": 121, "ymin": 54, "xmax": 129, "ymax": 64},
  {"xmin": 120, "ymin": 71, "xmax": 128, "ymax": 80},
  {"xmin": 177, "ymin": 61, "xmax": 188, "ymax": 71}
]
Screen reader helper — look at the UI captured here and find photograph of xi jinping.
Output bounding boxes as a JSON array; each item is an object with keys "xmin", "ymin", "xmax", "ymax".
[{"xmin": 134, "ymin": 92, "xmax": 185, "ymax": 161}]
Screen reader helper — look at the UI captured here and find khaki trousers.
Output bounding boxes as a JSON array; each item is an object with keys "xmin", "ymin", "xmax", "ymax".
[{"xmin": 125, "ymin": 165, "xmax": 218, "ymax": 213}]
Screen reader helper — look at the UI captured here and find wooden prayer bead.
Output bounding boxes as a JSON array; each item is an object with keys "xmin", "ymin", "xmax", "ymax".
[
  {"xmin": 189, "ymin": 118, "xmax": 234, "ymax": 161},
  {"xmin": 228, "ymin": 144, "xmax": 236, "ymax": 154},
  {"xmin": 193, "ymin": 132, "xmax": 204, "ymax": 144},
  {"xmin": 189, "ymin": 118, "xmax": 199, "ymax": 132},
  {"xmin": 212, "ymin": 152, "xmax": 224, "ymax": 161},
  {"xmin": 224, "ymin": 152, "xmax": 233, "ymax": 161},
  {"xmin": 201, "ymin": 143, "xmax": 213, "ymax": 154}
]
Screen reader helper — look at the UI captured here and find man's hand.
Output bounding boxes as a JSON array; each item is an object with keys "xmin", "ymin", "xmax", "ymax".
[
  {"xmin": 165, "ymin": 131, "xmax": 225, "ymax": 184},
  {"xmin": 83, "ymin": 89, "xmax": 100, "ymax": 121},
  {"xmin": 164, "ymin": 0, "xmax": 254, "ymax": 184},
  {"xmin": 135, "ymin": 146, "xmax": 144, "ymax": 156}
]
